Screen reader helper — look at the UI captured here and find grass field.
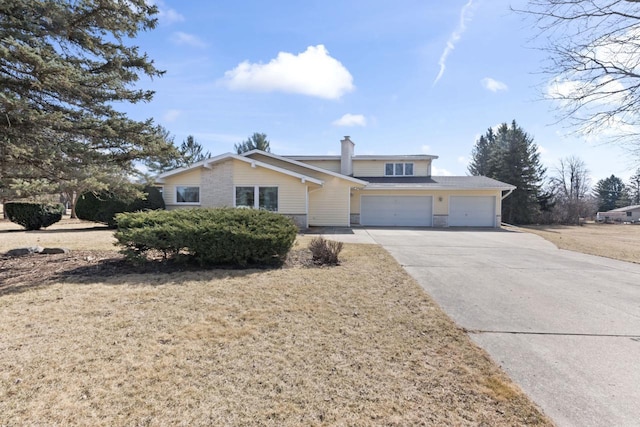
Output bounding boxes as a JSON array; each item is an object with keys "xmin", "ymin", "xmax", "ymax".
[
  {"xmin": 0, "ymin": 219, "xmax": 551, "ymax": 426},
  {"xmin": 516, "ymin": 222, "xmax": 640, "ymax": 264}
]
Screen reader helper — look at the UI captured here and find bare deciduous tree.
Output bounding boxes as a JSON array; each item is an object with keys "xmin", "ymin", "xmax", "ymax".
[
  {"xmin": 520, "ymin": 1, "xmax": 640, "ymax": 148},
  {"xmin": 549, "ymin": 156, "xmax": 594, "ymax": 224}
]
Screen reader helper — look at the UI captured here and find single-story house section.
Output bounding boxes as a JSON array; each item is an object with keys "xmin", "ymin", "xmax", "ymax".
[
  {"xmin": 596, "ymin": 205, "xmax": 640, "ymax": 223},
  {"xmin": 156, "ymin": 136, "xmax": 515, "ymax": 228}
]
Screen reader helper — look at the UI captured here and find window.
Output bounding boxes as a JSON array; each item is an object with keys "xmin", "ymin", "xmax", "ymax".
[
  {"xmin": 385, "ymin": 162, "xmax": 414, "ymax": 176},
  {"xmin": 627, "ymin": 211, "xmax": 632, "ymax": 217},
  {"xmin": 176, "ymin": 186, "xmax": 199, "ymax": 204},
  {"xmin": 235, "ymin": 186, "xmax": 278, "ymax": 211}
]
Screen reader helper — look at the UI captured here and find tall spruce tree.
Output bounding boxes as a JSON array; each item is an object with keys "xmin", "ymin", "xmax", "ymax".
[
  {"xmin": 0, "ymin": 0, "xmax": 175, "ymax": 200},
  {"xmin": 628, "ymin": 169, "xmax": 640, "ymax": 205},
  {"xmin": 468, "ymin": 120, "xmax": 546, "ymax": 224},
  {"xmin": 594, "ymin": 175, "xmax": 630, "ymax": 212}
]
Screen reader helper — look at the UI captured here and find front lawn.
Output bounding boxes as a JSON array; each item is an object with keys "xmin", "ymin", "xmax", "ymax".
[{"xmin": 0, "ymin": 220, "xmax": 551, "ymax": 425}]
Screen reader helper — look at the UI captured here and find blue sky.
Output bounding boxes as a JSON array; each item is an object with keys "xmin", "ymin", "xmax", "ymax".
[{"xmin": 125, "ymin": 0, "xmax": 636, "ymax": 183}]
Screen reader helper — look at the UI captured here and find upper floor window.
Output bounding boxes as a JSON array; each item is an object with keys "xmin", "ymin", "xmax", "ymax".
[
  {"xmin": 385, "ymin": 162, "xmax": 414, "ymax": 176},
  {"xmin": 176, "ymin": 186, "xmax": 199, "ymax": 204}
]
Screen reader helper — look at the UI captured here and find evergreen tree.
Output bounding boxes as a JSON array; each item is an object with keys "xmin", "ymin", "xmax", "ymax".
[
  {"xmin": 0, "ymin": 0, "xmax": 174, "ymax": 198},
  {"xmin": 468, "ymin": 120, "xmax": 546, "ymax": 224},
  {"xmin": 593, "ymin": 175, "xmax": 630, "ymax": 212},
  {"xmin": 235, "ymin": 133, "xmax": 271, "ymax": 154},
  {"xmin": 628, "ymin": 168, "xmax": 640, "ymax": 205},
  {"xmin": 146, "ymin": 134, "xmax": 211, "ymax": 174}
]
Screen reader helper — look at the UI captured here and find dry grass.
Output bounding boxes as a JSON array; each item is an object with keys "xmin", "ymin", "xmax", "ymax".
[
  {"xmin": 0, "ymin": 221, "xmax": 551, "ymax": 426},
  {"xmin": 0, "ymin": 218, "xmax": 117, "ymax": 252},
  {"xmin": 516, "ymin": 222, "xmax": 640, "ymax": 264}
]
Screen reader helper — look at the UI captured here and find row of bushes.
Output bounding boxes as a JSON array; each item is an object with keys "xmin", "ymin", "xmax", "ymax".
[{"xmin": 114, "ymin": 208, "xmax": 298, "ymax": 267}]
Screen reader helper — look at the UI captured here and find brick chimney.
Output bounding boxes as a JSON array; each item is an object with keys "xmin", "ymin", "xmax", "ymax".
[{"xmin": 340, "ymin": 136, "xmax": 354, "ymax": 176}]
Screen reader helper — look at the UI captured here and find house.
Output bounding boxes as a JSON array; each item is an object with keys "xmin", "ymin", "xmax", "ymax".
[
  {"xmin": 156, "ymin": 136, "xmax": 515, "ymax": 228},
  {"xmin": 596, "ymin": 205, "xmax": 640, "ymax": 223}
]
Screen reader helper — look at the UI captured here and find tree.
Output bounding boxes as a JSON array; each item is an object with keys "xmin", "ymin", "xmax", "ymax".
[
  {"xmin": 593, "ymin": 175, "xmax": 630, "ymax": 212},
  {"xmin": 548, "ymin": 156, "xmax": 593, "ymax": 224},
  {"xmin": 521, "ymin": 1, "xmax": 640, "ymax": 147},
  {"xmin": 234, "ymin": 133, "xmax": 271, "ymax": 154},
  {"xmin": 146, "ymin": 134, "xmax": 211, "ymax": 174},
  {"xmin": 468, "ymin": 121, "xmax": 546, "ymax": 224},
  {"xmin": 0, "ymin": 0, "xmax": 174, "ymax": 203},
  {"xmin": 628, "ymin": 168, "xmax": 640, "ymax": 205}
]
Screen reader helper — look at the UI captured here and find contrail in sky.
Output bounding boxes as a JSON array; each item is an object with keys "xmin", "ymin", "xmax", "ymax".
[{"xmin": 433, "ymin": 0, "xmax": 477, "ymax": 85}]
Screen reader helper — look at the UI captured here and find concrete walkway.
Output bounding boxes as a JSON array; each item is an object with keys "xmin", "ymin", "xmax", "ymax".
[{"xmin": 318, "ymin": 227, "xmax": 640, "ymax": 427}]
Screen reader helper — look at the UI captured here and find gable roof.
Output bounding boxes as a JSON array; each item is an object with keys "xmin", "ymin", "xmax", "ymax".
[
  {"xmin": 156, "ymin": 152, "xmax": 324, "ymax": 185},
  {"xmin": 607, "ymin": 204, "xmax": 640, "ymax": 212},
  {"xmin": 242, "ymin": 150, "xmax": 368, "ymax": 185},
  {"xmin": 357, "ymin": 175, "xmax": 516, "ymax": 190},
  {"xmin": 285, "ymin": 154, "xmax": 439, "ymax": 161}
]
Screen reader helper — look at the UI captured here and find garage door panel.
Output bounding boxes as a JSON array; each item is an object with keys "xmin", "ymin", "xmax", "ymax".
[
  {"xmin": 361, "ymin": 196, "xmax": 432, "ymax": 226},
  {"xmin": 449, "ymin": 196, "xmax": 495, "ymax": 227}
]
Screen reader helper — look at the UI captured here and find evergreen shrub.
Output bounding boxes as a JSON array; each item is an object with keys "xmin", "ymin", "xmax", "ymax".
[
  {"xmin": 5, "ymin": 202, "xmax": 65, "ymax": 230},
  {"xmin": 114, "ymin": 207, "xmax": 298, "ymax": 267},
  {"xmin": 76, "ymin": 186, "xmax": 164, "ymax": 228}
]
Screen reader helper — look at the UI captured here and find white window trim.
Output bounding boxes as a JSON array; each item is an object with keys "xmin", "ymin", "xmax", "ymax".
[
  {"xmin": 234, "ymin": 185, "xmax": 279, "ymax": 211},
  {"xmin": 384, "ymin": 162, "xmax": 415, "ymax": 176},
  {"xmin": 175, "ymin": 185, "xmax": 201, "ymax": 205}
]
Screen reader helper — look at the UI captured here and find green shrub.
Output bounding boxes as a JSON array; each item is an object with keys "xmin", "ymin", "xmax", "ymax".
[
  {"xmin": 76, "ymin": 186, "xmax": 164, "ymax": 228},
  {"xmin": 114, "ymin": 208, "xmax": 298, "ymax": 267},
  {"xmin": 5, "ymin": 202, "xmax": 65, "ymax": 230},
  {"xmin": 309, "ymin": 237, "xmax": 344, "ymax": 265}
]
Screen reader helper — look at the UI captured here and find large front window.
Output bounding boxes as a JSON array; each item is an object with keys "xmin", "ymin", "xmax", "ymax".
[
  {"xmin": 176, "ymin": 186, "xmax": 199, "ymax": 203},
  {"xmin": 235, "ymin": 186, "xmax": 278, "ymax": 211},
  {"xmin": 385, "ymin": 162, "xmax": 414, "ymax": 176}
]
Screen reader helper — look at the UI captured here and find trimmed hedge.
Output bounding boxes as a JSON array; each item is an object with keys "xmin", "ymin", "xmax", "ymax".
[
  {"xmin": 114, "ymin": 208, "xmax": 298, "ymax": 267},
  {"xmin": 76, "ymin": 186, "xmax": 164, "ymax": 228},
  {"xmin": 5, "ymin": 202, "xmax": 65, "ymax": 230}
]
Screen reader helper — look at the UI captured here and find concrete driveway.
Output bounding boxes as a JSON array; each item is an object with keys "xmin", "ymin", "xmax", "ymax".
[{"xmin": 340, "ymin": 228, "xmax": 640, "ymax": 427}]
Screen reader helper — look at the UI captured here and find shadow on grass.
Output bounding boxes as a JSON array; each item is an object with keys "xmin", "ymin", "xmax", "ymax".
[{"xmin": 0, "ymin": 251, "xmax": 287, "ymax": 297}]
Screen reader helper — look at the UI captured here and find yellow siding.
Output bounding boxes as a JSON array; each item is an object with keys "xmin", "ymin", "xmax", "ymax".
[
  {"xmin": 309, "ymin": 177, "xmax": 351, "ymax": 226},
  {"xmin": 160, "ymin": 168, "xmax": 202, "ymax": 207},
  {"xmin": 233, "ymin": 160, "xmax": 308, "ymax": 214},
  {"xmin": 297, "ymin": 159, "xmax": 341, "ymax": 173},
  {"xmin": 353, "ymin": 160, "xmax": 432, "ymax": 176},
  {"xmin": 352, "ymin": 189, "xmax": 501, "ymax": 215},
  {"xmin": 247, "ymin": 153, "xmax": 328, "ymax": 180}
]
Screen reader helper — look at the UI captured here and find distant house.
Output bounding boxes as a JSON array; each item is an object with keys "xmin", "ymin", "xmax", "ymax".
[
  {"xmin": 596, "ymin": 205, "xmax": 640, "ymax": 223},
  {"xmin": 156, "ymin": 136, "xmax": 515, "ymax": 228}
]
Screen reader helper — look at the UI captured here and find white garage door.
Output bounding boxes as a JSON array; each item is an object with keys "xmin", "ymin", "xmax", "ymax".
[
  {"xmin": 361, "ymin": 196, "xmax": 433, "ymax": 226},
  {"xmin": 449, "ymin": 196, "xmax": 496, "ymax": 227}
]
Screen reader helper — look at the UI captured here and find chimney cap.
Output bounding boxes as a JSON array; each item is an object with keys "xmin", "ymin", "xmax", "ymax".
[{"xmin": 342, "ymin": 135, "xmax": 351, "ymax": 141}]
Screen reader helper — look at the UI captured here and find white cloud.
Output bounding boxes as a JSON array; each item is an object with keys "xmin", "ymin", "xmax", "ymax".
[
  {"xmin": 162, "ymin": 109, "xmax": 181, "ymax": 123},
  {"xmin": 146, "ymin": 0, "xmax": 185, "ymax": 24},
  {"xmin": 332, "ymin": 113, "xmax": 366, "ymax": 127},
  {"xmin": 481, "ymin": 77, "xmax": 508, "ymax": 92},
  {"xmin": 457, "ymin": 156, "xmax": 468, "ymax": 164},
  {"xmin": 537, "ymin": 145, "xmax": 548, "ymax": 155},
  {"xmin": 432, "ymin": 166, "xmax": 453, "ymax": 176},
  {"xmin": 171, "ymin": 32, "xmax": 207, "ymax": 48},
  {"xmin": 421, "ymin": 145, "xmax": 431, "ymax": 154},
  {"xmin": 433, "ymin": 0, "xmax": 477, "ymax": 85},
  {"xmin": 220, "ymin": 45, "xmax": 355, "ymax": 100}
]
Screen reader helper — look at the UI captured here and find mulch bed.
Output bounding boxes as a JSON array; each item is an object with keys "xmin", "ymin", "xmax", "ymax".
[{"xmin": 0, "ymin": 249, "xmax": 314, "ymax": 290}]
